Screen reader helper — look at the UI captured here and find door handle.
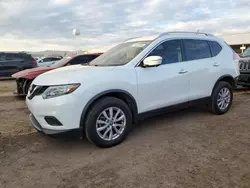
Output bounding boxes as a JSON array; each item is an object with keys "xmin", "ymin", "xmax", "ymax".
[
  {"xmin": 213, "ymin": 63, "xmax": 220, "ymax": 67},
  {"xmin": 179, "ymin": 69, "xmax": 188, "ymax": 74}
]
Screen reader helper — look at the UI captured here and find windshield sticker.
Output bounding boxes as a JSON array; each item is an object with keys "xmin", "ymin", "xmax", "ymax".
[{"xmin": 131, "ymin": 43, "xmax": 146, "ymax": 48}]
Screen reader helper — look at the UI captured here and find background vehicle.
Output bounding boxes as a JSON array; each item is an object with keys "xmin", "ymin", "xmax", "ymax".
[
  {"xmin": 34, "ymin": 57, "xmax": 41, "ymax": 61},
  {"xmin": 37, "ymin": 56, "xmax": 63, "ymax": 67},
  {"xmin": 0, "ymin": 52, "xmax": 38, "ymax": 77},
  {"xmin": 237, "ymin": 47, "xmax": 250, "ymax": 87},
  {"xmin": 12, "ymin": 53, "xmax": 101, "ymax": 95},
  {"xmin": 26, "ymin": 32, "xmax": 239, "ymax": 148}
]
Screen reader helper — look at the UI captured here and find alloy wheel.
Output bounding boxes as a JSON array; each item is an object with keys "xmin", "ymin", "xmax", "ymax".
[
  {"xmin": 96, "ymin": 107, "xmax": 126, "ymax": 141},
  {"xmin": 217, "ymin": 87, "xmax": 231, "ymax": 110}
]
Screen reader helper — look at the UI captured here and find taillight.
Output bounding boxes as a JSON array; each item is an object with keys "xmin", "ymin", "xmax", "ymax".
[
  {"xmin": 33, "ymin": 61, "xmax": 38, "ymax": 66},
  {"xmin": 233, "ymin": 52, "xmax": 240, "ymax": 75},
  {"xmin": 233, "ymin": 52, "xmax": 240, "ymax": 61}
]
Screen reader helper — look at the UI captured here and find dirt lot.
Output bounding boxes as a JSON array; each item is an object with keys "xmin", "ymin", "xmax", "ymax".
[{"xmin": 0, "ymin": 80, "xmax": 250, "ymax": 188}]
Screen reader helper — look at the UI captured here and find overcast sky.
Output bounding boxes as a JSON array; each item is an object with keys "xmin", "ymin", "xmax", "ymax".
[{"xmin": 0, "ymin": 0, "xmax": 250, "ymax": 51}]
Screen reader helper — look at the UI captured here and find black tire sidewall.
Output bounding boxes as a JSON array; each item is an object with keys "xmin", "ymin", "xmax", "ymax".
[
  {"xmin": 85, "ymin": 97, "xmax": 132, "ymax": 148},
  {"xmin": 212, "ymin": 81, "xmax": 233, "ymax": 114},
  {"xmin": 24, "ymin": 80, "xmax": 32, "ymax": 94}
]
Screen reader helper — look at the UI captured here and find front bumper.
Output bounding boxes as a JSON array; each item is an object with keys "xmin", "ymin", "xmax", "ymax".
[
  {"xmin": 237, "ymin": 73, "xmax": 250, "ymax": 86},
  {"xmin": 26, "ymin": 94, "xmax": 85, "ymax": 134},
  {"xmin": 14, "ymin": 79, "xmax": 27, "ymax": 96},
  {"xmin": 29, "ymin": 114, "xmax": 68, "ymax": 134}
]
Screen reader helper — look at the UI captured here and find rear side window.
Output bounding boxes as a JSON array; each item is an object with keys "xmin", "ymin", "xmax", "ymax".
[
  {"xmin": 183, "ymin": 39, "xmax": 211, "ymax": 61},
  {"xmin": 208, "ymin": 41, "xmax": 222, "ymax": 56}
]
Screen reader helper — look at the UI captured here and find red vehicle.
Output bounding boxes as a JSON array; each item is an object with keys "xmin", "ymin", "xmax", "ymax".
[{"xmin": 12, "ymin": 53, "xmax": 102, "ymax": 95}]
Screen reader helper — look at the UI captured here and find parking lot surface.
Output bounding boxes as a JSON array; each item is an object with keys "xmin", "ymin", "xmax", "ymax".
[{"xmin": 0, "ymin": 80, "xmax": 250, "ymax": 188}]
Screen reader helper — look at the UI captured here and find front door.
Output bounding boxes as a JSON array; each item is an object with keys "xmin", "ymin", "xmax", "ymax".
[{"xmin": 136, "ymin": 39, "xmax": 190, "ymax": 113}]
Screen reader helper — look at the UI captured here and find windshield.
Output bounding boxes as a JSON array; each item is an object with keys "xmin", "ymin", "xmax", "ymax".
[
  {"xmin": 242, "ymin": 47, "xmax": 250, "ymax": 57},
  {"xmin": 89, "ymin": 41, "xmax": 152, "ymax": 66},
  {"xmin": 49, "ymin": 56, "xmax": 72, "ymax": 68}
]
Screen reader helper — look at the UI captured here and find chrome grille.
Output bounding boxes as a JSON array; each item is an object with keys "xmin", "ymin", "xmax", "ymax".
[
  {"xmin": 239, "ymin": 60, "xmax": 250, "ymax": 71},
  {"xmin": 29, "ymin": 84, "xmax": 36, "ymax": 94},
  {"xmin": 27, "ymin": 85, "xmax": 48, "ymax": 100},
  {"xmin": 240, "ymin": 63, "xmax": 243, "ymax": 69}
]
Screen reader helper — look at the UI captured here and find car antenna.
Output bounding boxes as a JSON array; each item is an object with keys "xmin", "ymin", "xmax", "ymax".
[{"xmin": 196, "ymin": 29, "xmax": 200, "ymax": 34}]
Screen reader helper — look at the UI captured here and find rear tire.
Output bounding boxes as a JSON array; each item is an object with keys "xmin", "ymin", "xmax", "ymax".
[
  {"xmin": 84, "ymin": 97, "xmax": 132, "ymax": 148},
  {"xmin": 211, "ymin": 81, "xmax": 233, "ymax": 115}
]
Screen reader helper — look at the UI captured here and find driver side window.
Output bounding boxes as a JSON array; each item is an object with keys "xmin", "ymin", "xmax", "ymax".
[{"xmin": 148, "ymin": 40, "xmax": 183, "ymax": 65}]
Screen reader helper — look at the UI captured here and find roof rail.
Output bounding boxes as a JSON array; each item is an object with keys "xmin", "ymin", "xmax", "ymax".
[{"xmin": 159, "ymin": 31, "xmax": 214, "ymax": 37}]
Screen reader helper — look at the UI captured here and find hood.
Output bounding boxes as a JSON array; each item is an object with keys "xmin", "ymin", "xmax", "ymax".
[
  {"xmin": 12, "ymin": 67, "xmax": 53, "ymax": 79},
  {"xmin": 33, "ymin": 65, "xmax": 115, "ymax": 85},
  {"xmin": 239, "ymin": 56, "xmax": 250, "ymax": 62}
]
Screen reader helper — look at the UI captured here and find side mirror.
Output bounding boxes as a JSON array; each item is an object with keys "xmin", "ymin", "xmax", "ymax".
[{"xmin": 143, "ymin": 56, "xmax": 162, "ymax": 67}]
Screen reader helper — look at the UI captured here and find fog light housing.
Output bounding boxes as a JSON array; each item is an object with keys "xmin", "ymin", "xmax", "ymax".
[{"xmin": 44, "ymin": 116, "xmax": 63, "ymax": 126}]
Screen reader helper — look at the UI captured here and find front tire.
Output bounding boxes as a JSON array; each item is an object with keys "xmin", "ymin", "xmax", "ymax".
[
  {"xmin": 85, "ymin": 97, "xmax": 132, "ymax": 148},
  {"xmin": 211, "ymin": 81, "xmax": 233, "ymax": 115},
  {"xmin": 23, "ymin": 79, "xmax": 32, "ymax": 95}
]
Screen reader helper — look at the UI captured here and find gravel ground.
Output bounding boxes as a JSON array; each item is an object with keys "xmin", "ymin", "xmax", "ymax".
[{"xmin": 0, "ymin": 80, "xmax": 250, "ymax": 188}]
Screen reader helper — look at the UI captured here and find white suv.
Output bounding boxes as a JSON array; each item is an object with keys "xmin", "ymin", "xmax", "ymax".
[{"xmin": 26, "ymin": 32, "xmax": 240, "ymax": 148}]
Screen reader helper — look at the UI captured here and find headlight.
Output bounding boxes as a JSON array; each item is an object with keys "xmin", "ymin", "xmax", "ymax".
[{"xmin": 42, "ymin": 84, "xmax": 80, "ymax": 99}]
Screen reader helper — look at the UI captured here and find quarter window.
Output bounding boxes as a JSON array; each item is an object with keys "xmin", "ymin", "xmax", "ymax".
[
  {"xmin": 183, "ymin": 39, "xmax": 211, "ymax": 61},
  {"xmin": 208, "ymin": 41, "xmax": 222, "ymax": 57},
  {"xmin": 148, "ymin": 40, "xmax": 183, "ymax": 64}
]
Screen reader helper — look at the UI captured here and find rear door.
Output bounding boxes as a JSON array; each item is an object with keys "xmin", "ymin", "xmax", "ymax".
[
  {"xmin": 183, "ymin": 39, "xmax": 215, "ymax": 100},
  {"xmin": 208, "ymin": 40, "xmax": 225, "ymax": 77}
]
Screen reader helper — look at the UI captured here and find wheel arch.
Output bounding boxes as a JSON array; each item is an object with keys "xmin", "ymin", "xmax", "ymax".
[
  {"xmin": 80, "ymin": 90, "xmax": 138, "ymax": 128},
  {"xmin": 211, "ymin": 74, "xmax": 236, "ymax": 95}
]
